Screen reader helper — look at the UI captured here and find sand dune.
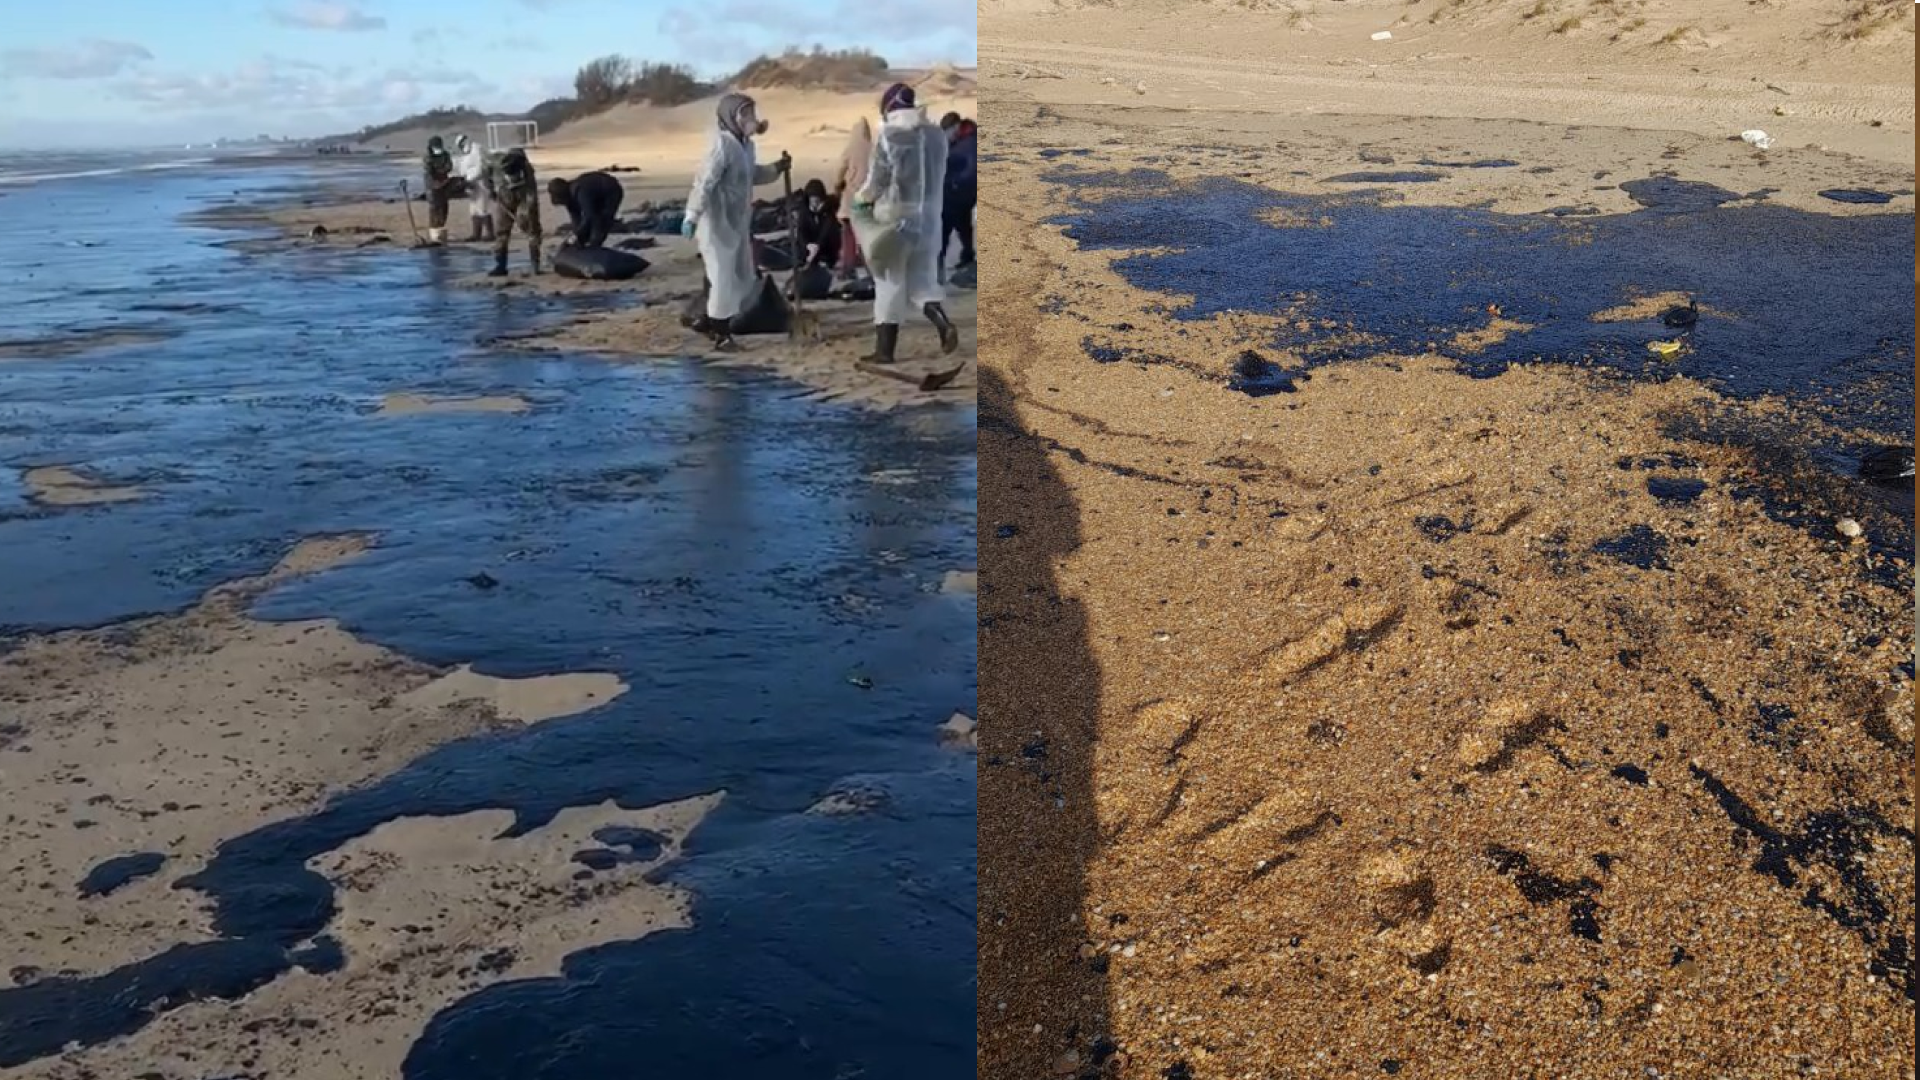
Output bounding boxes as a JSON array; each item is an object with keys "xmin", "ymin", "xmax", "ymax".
[{"xmin": 528, "ymin": 84, "xmax": 978, "ymax": 180}]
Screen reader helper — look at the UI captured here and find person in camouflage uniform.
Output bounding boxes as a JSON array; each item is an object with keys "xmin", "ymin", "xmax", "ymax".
[
  {"xmin": 421, "ymin": 135, "xmax": 456, "ymax": 244},
  {"xmin": 486, "ymin": 147, "xmax": 543, "ymax": 276}
]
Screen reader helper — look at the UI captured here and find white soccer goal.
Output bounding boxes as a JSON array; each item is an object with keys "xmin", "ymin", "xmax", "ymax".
[{"xmin": 486, "ymin": 121, "xmax": 539, "ymax": 152}]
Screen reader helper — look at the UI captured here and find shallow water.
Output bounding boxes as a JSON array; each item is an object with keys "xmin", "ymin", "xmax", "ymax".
[{"xmin": 0, "ymin": 163, "xmax": 975, "ymax": 1076}]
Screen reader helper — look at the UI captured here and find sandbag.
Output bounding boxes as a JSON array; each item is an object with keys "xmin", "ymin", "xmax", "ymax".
[
  {"xmin": 679, "ymin": 274, "xmax": 792, "ymax": 336},
  {"xmin": 786, "ymin": 264, "xmax": 835, "ymax": 301},
  {"xmin": 849, "ymin": 207, "xmax": 907, "ymax": 271},
  {"xmin": 733, "ymin": 275, "xmax": 793, "ymax": 335},
  {"xmin": 552, "ymin": 245, "xmax": 650, "ymax": 281}
]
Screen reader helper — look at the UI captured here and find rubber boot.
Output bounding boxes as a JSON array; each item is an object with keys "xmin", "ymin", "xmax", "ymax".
[
  {"xmin": 708, "ymin": 317, "xmax": 739, "ymax": 353},
  {"xmin": 862, "ymin": 323, "xmax": 900, "ymax": 364},
  {"xmin": 487, "ymin": 252, "xmax": 508, "ymax": 278},
  {"xmin": 467, "ymin": 218, "xmax": 483, "ymax": 243},
  {"xmin": 923, "ymin": 302, "xmax": 959, "ymax": 355},
  {"xmin": 480, "ymin": 217, "xmax": 496, "ymax": 242},
  {"xmin": 528, "ymin": 242, "xmax": 542, "ymax": 276}
]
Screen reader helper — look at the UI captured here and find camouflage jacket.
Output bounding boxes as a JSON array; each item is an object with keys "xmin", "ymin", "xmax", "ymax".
[{"xmin": 422, "ymin": 148, "xmax": 454, "ymax": 188}]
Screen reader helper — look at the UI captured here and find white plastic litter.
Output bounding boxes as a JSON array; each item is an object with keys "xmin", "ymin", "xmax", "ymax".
[
  {"xmin": 1740, "ymin": 129, "xmax": 1772, "ymax": 150},
  {"xmin": 1371, "ymin": 31, "xmax": 1393, "ymax": 41}
]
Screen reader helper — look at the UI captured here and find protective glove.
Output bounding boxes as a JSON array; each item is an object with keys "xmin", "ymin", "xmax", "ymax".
[{"xmin": 680, "ymin": 217, "xmax": 696, "ymax": 239}]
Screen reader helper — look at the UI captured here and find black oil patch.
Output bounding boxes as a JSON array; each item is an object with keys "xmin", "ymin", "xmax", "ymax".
[{"xmin": 1592, "ymin": 525, "xmax": 1671, "ymax": 571}]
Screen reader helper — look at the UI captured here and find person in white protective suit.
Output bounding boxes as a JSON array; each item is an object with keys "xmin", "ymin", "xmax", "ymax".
[
  {"xmin": 849, "ymin": 83, "xmax": 957, "ymax": 364},
  {"xmin": 453, "ymin": 135, "xmax": 494, "ymax": 243},
  {"xmin": 682, "ymin": 93, "xmax": 790, "ymax": 351}
]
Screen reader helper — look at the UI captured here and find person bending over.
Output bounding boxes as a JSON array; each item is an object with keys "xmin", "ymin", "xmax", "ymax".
[
  {"xmin": 548, "ymin": 170, "xmax": 625, "ymax": 249},
  {"xmin": 421, "ymin": 135, "xmax": 456, "ymax": 245},
  {"xmin": 487, "ymin": 148, "xmax": 543, "ymax": 277}
]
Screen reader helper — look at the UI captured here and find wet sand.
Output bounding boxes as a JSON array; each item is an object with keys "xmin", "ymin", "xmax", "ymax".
[
  {"xmin": 0, "ymin": 327, "xmax": 177, "ymax": 362},
  {"xmin": 3, "ymin": 143, "xmax": 977, "ymax": 1076},
  {"xmin": 15, "ymin": 797, "xmax": 716, "ymax": 1080},
  {"xmin": 378, "ymin": 392, "xmax": 532, "ymax": 417},
  {"xmin": 979, "ymin": 2, "xmax": 1913, "ymax": 1078},
  {"xmin": 237, "ymin": 177, "xmax": 977, "ymax": 413},
  {"xmin": 0, "ymin": 534, "xmax": 698, "ymax": 1074},
  {"xmin": 0, "ymin": 536, "xmax": 626, "ymax": 970},
  {"xmin": 20, "ymin": 465, "xmax": 145, "ymax": 506}
]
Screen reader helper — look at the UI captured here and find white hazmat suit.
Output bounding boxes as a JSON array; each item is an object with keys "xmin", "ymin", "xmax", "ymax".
[
  {"xmin": 687, "ymin": 117, "xmax": 781, "ymax": 322},
  {"xmin": 454, "ymin": 135, "xmax": 492, "ymax": 227},
  {"xmin": 855, "ymin": 105, "xmax": 947, "ymax": 326}
]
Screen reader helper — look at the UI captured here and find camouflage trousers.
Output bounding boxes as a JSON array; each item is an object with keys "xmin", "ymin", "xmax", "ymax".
[{"xmin": 492, "ymin": 187, "xmax": 543, "ymax": 266}]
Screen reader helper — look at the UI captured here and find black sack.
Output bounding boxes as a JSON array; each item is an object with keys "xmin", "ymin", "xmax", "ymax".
[
  {"xmin": 553, "ymin": 245, "xmax": 650, "ymax": 281},
  {"xmin": 679, "ymin": 274, "xmax": 792, "ymax": 336},
  {"xmin": 786, "ymin": 264, "xmax": 835, "ymax": 301},
  {"xmin": 751, "ymin": 202, "xmax": 786, "ymax": 235},
  {"xmin": 734, "ymin": 274, "xmax": 793, "ymax": 335},
  {"xmin": 833, "ymin": 277, "xmax": 876, "ymax": 302}
]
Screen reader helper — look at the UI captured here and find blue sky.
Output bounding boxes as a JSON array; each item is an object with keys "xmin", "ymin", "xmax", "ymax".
[{"xmin": 0, "ymin": 0, "xmax": 976, "ymax": 148}]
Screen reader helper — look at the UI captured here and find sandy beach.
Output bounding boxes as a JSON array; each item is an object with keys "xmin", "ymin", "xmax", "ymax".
[
  {"xmin": 248, "ymin": 83, "xmax": 981, "ymax": 412},
  {"xmin": 978, "ymin": 2, "xmax": 1913, "ymax": 1077}
]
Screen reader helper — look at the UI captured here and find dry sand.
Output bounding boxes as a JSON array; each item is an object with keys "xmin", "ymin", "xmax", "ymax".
[
  {"xmin": 978, "ymin": 2, "xmax": 1914, "ymax": 1078},
  {"xmin": 245, "ymin": 85, "xmax": 981, "ymax": 413},
  {"xmin": 0, "ymin": 533, "xmax": 696, "ymax": 1073}
]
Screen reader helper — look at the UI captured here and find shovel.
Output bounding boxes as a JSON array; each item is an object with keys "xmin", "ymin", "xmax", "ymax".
[
  {"xmin": 779, "ymin": 154, "xmax": 821, "ymax": 341},
  {"xmin": 397, "ymin": 179, "xmax": 431, "ymax": 249},
  {"xmin": 857, "ymin": 360, "xmax": 966, "ymax": 392}
]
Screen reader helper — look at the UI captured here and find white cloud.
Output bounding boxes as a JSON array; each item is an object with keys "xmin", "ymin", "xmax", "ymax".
[
  {"xmin": 267, "ymin": 2, "xmax": 388, "ymax": 32},
  {"xmin": 112, "ymin": 56, "xmax": 497, "ymax": 118},
  {"xmin": 656, "ymin": 1, "xmax": 974, "ymax": 72},
  {"xmin": 0, "ymin": 39, "xmax": 154, "ymax": 80}
]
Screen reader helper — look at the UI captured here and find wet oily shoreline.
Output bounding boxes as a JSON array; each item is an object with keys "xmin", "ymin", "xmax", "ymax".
[
  {"xmin": 975, "ymin": 99, "xmax": 1912, "ymax": 1080},
  {"xmin": 0, "ymin": 161, "xmax": 977, "ymax": 1078}
]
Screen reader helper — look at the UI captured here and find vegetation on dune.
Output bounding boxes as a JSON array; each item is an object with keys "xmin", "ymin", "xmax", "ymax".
[
  {"xmin": 347, "ymin": 45, "xmax": 919, "ymax": 144},
  {"xmin": 1831, "ymin": 0, "xmax": 1911, "ymax": 41},
  {"xmin": 729, "ymin": 47, "xmax": 890, "ymax": 92},
  {"xmin": 352, "ymin": 106, "xmax": 487, "ymax": 143}
]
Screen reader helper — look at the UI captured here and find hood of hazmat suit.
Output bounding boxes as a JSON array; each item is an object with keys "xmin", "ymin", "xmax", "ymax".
[{"xmin": 454, "ymin": 135, "xmax": 488, "ymax": 184}]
